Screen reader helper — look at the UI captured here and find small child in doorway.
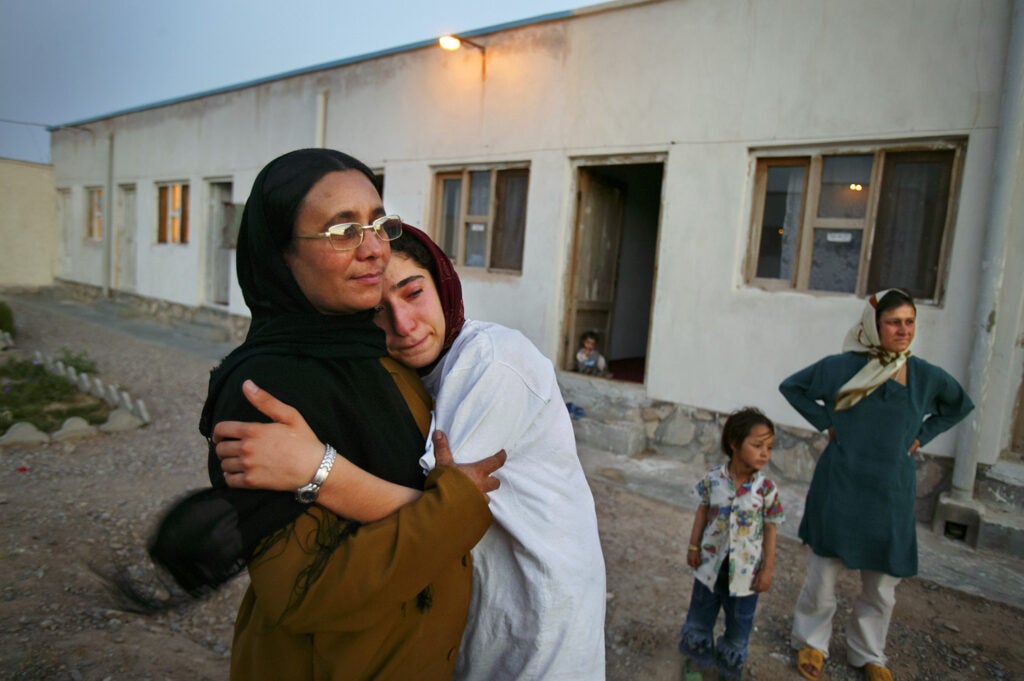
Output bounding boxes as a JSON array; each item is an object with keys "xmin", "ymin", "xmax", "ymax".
[
  {"xmin": 574, "ymin": 330, "xmax": 612, "ymax": 377},
  {"xmin": 678, "ymin": 407, "xmax": 785, "ymax": 680}
]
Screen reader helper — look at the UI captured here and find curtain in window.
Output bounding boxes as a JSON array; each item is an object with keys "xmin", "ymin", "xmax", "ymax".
[
  {"xmin": 491, "ymin": 169, "xmax": 528, "ymax": 270},
  {"xmin": 868, "ymin": 151, "xmax": 953, "ymax": 298}
]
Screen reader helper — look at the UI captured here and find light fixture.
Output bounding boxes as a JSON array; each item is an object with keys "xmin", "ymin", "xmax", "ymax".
[
  {"xmin": 439, "ymin": 34, "xmax": 485, "ymax": 53},
  {"xmin": 438, "ymin": 34, "xmax": 487, "ymax": 79},
  {"xmin": 849, "ymin": 183, "xmax": 863, "ymax": 191}
]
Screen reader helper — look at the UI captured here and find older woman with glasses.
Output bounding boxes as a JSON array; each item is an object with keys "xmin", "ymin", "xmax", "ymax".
[
  {"xmin": 211, "ymin": 225, "xmax": 608, "ymax": 681},
  {"xmin": 149, "ymin": 148, "xmax": 504, "ymax": 681}
]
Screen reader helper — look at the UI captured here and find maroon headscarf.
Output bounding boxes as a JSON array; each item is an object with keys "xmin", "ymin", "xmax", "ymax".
[{"xmin": 395, "ymin": 224, "xmax": 465, "ymax": 354}]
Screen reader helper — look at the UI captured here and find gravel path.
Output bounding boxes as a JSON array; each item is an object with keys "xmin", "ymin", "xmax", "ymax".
[
  {"xmin": 1, "ymin": 298, "xmax": 240, "ymax": 680},
  {"xmin": 1, "ymin": 294, "xmax": 1022, "ymax": 681}
]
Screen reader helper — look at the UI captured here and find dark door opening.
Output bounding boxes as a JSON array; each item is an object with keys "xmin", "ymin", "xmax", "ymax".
[{"xmin": 566, "ymin": 162, "xmax": 663, "ymax": 384}]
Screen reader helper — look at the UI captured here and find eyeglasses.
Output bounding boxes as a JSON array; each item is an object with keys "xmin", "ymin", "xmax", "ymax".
[{"xmin": 294, "ymin": 215, "xmax": 403, "ymax": 251}]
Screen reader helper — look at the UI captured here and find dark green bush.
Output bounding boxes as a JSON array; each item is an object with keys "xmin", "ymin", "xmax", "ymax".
[{"xmin": 0, "ymin": 301, "xmax": 13, "ymax": 337}]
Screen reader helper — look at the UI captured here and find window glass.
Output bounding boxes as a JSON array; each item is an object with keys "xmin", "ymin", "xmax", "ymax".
[
  {"xmin": 809, "ymin": 229, "xmax": 861, "ymax": 292},
  {"xmin": 755, "ymin": 164, "xmax": 805, "ymax": 280},
  {"xmin": 465, "ymin": 221, "xmax": 487, "ymax": 267},
  {"xmin": 468, "ymin": 171, "xmax": 490, "ymax": 215},
  {"xmin": 434, "ymin": 166, "xmax": 528, "ymax": 273},
  {"xmin": 440, "ymin": 178, "xmax": 461, "ymax": 259},
  {"xmin": 868, "ymin": 151, "xmax": 953, "ymax": 299},
  {"xmin": 87, "ymin": 188, "xmax": 104, "ymax": 240},
  {"xmin": 157, "ymin": 183, "xmax": 189, "ymax": 244},
  {"xmin": 818, "ymin": 155, "xmax": 872, "ymax": 219}
]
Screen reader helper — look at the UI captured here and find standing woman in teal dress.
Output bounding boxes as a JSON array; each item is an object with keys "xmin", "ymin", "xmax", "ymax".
[{"xmin": 780, "ymin": 290, "xmax": 973, "ymax": 681}]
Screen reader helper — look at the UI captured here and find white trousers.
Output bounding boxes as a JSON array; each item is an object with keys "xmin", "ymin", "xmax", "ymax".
[{"xmin": 790, "ymin": 551, "xmax": 900, "ymax": 668}]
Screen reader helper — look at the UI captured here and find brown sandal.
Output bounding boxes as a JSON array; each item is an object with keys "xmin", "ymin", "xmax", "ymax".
[
  {"xmin": 797, "ymin": 646, "xmax": 825, "ymax": 680},
  {"xmin": 863, "ymin": 663, "xmax": 893, "ymax": 681}
]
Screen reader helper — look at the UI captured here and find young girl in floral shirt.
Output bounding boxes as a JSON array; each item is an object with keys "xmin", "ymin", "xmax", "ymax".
[{"xmin": 678, "ymin": 407, "xmax": 785, "ymax": 680}]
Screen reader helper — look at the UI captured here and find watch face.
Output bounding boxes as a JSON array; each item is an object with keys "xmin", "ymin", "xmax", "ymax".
[{"xmin": 296, "ymin": 486, "xmax": 318, "ymax": 504}]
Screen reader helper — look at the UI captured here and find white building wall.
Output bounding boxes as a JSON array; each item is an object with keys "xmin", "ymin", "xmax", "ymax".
[{"xmin": 49, "ymin": 0, "xmax": 1015, "ymax": 457}]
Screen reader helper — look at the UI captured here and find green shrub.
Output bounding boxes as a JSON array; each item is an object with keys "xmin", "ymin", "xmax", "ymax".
[
  {"xmin": 0, "ymin": 358, "xmax": 111, "ymax": 433},
  {"xmin": 58, "ymin": 348, "xmax": 97, "ymax": 375},
  {"xmin": 0, "ymin": 301, "xmax": 13, "ymax": 337}
]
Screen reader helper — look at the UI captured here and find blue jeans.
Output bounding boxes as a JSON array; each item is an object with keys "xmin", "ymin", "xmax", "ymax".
[{"xmin": 678, "ymin": 569, "xmax": 759, "ymax": 680}]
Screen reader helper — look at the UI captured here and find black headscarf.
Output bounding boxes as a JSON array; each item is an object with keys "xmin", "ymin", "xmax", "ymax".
[{"xmin": 149, "ymin": 149, "xmax": 426, "ymax": 596}]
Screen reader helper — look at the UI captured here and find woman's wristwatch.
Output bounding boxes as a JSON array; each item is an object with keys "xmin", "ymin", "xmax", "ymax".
[{"xmin": 295, "ymin": 444, "xmax": 337, "ymax": 504}]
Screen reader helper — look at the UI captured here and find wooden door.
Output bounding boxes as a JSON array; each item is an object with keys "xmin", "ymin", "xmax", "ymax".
[
  {"xmin": 114, "ymin": 186, "xmax": 136, "ymax": 292},
  {"xmin": 564, "ymin": 169, "xmax": 625, "ymax": 369}
]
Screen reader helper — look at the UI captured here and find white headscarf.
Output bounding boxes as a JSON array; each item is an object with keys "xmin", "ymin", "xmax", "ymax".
[{"xmin": 834, "ymin": 289, "xmax": 914, "ymax": 411}]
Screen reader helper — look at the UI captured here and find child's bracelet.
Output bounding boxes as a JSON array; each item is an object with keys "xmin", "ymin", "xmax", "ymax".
[{"xmin": 687, "ymin": 544, "xmax": 700, "ymax": 552}]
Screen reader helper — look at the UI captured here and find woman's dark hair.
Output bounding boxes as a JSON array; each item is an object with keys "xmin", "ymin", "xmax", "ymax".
[
  {"xmin": 721, "ymin": 407, "xmax": 775, "ymax": 459},
  {"xmin": 259, "ymin": 148, "xmax": 379, "ymax": 253},
  {"xmin": 390, "ymin": 231, "xmax": 440, "ymax": 284},
  {"xmin": 874, "ymin": 289, "xmax": 916, "ymax": 328}
]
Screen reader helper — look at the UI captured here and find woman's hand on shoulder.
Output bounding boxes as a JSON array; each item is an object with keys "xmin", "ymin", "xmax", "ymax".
[
  {"xmin": 432, "ymin": 429, "xmax": 505, "ymax": 499},
  {"xmin": 213, "ymin": 379, "xmax": 324, "ymax": 491}
]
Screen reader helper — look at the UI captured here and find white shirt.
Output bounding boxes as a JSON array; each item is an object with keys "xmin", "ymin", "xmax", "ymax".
[
  {"xmin": 692, "ymin": 465, "xmax": 785, "ymax": 597},
  {"xmin": 420, "ymin": 320, "xmax": 607, "ymax": 681}
]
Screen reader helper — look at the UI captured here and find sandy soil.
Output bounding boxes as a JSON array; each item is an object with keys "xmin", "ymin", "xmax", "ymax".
[{"xmin": 1, "ymin": 298, "xmax": 1022, "ymax": 681}]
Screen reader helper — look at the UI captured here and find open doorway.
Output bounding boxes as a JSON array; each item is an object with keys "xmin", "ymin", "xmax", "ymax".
[
  {"xmin": 564, "ymin": 160, "xmax": 663, "ymax": 383},
  {"xmin": 205, "ymin": 181, "xmax": 240, "ymax": 307},
  {"xmin": 113, "ymin": 185, "xmax": 137, "ymax": 292}
]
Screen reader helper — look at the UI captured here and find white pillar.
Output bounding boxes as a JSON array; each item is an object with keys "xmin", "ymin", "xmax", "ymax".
[{"xmin": 952, "ymin": 0, "xmax": 1024, "ymax": 499}]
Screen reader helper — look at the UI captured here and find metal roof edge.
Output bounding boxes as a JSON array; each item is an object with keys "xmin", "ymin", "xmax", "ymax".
[{"xmin": 47, "ymin": 9, "xmax": 575, "ymax": 132}]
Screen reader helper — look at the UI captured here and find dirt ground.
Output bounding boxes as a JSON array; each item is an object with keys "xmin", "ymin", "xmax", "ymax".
[{"xmin": 1, "ymin": 297, "xmax": 1022, "ymax": 681}]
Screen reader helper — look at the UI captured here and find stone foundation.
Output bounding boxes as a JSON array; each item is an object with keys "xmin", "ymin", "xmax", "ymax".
[
  {"xmin": 55, "ymin": 280, "xmax": 250, "ymax": 344},
  {"xmin": 558, "ymin": 370, "xmax": 956, "ymax": 523}
]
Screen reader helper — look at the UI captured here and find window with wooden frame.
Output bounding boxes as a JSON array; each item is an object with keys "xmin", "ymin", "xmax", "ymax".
[
  {"xmin": 157, "ymin": 183, "xmax": 190, "ymax": 244},
  {"xmin": 433, "ymin": 165, "xmax": 529, "ymax": 272},
  {"xmin": 745, "ymin": 141, "xmax": 964, "ymax": 302},
  {"xmin": 86, "ymin": 187, "xmax": 103, "ymax": 240}
]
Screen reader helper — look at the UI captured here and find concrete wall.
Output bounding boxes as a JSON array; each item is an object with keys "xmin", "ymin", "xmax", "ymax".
[
  {"xmin": 49, "ymin": 0, "xmax": 1016, "ymax": 459},
  {"xmin": 0, "ymin": 158, "xmax": 57, "ymax": 287}
]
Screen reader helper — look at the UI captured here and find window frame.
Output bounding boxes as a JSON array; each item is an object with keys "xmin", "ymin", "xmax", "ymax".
[
  {"xmin": 156, "ymin": 182, "xmax": 190, "ymax": 245},
  {"xmin": 744, "ymin": 139, "xmax": 965, "ymax": 304},
  {"xmin": 431, "ymin": 162, "xmax": 529, "ymax": 273},
  {"xmin": 85, "ymin": 186, "xmax": 104, "ymax": 241}
]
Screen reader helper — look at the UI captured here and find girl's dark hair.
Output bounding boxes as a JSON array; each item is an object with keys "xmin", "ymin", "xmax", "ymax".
[
  {"xmin": 874, "ymin": 289, "xmax": 916, "ymax": 327},
  {"xmin": 391, "ymin": 231, "xmax": 440, "ymax": 284},
  {"xmin": 260, "ymin": 148, "xmax": 380, "ymax": 253},
  {"xmin": 721, "ymin": 407, "xmax": 775, "ymax": 459}
]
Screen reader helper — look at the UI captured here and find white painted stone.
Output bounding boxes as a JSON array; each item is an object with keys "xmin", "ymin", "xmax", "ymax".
[
  {"xmin": 99, "ymin": 408, "xmax": 145, "ymax": 433},
  {"xmin": 0, "ymin": 422, "xmax": 50, "ymax": 446},
  {"xmin": 90, "ymin": 376, "xmax": 105, "ymax": 399},
  {"xmin": 134, "ymin": 400, "xmax": 151, "ymax": 424},
  {"xmin": 52, "ymin": 417, "xmax": 99, "ymax": 441}
]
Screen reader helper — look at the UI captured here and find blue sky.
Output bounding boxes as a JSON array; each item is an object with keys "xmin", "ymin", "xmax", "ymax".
[{"xmin": 0, "ymin": 0, "xmax": 580, "ymax": 164}]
